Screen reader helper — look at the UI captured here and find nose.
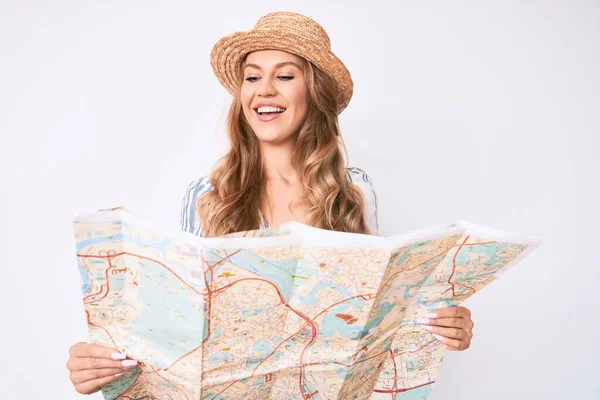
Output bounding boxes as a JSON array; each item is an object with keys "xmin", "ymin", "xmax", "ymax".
[{"xmin": 257, "ymin": 76, "xmax": 277, "ymax": 97}]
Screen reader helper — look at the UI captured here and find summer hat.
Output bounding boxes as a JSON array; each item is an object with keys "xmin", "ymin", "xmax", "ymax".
[{"xmin": 210, "ymin": 11, "xmax": 354, "ymax": 114}]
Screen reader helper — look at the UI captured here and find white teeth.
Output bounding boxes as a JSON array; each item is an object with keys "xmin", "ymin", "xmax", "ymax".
[{"xmin": 257, "ymin": 106, "xmax": 286, "ymax": 114}]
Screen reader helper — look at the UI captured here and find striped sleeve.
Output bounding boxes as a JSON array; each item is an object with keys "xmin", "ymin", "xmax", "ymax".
[
  {"xmin": 346, "ymin": 167, "xmax": 379, "ymax": 235},
  {"xmin": 180, "ymin": 176, "xmax": 213, "ymax": 237}
]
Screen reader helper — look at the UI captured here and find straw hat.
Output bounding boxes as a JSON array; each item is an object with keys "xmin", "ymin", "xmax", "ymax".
[{"xmin": 210, "ymin": 11, "xmax": 354, "ymax": 114}]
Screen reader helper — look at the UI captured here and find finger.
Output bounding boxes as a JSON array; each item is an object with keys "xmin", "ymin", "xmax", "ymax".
[
  {"xmin": 67, "ymin": 357, "xmax": 138, "ymax": 372},
  {"xmin": 69, "ymin": 342, "xmax": 127, "ymax": 361},
  {"xmin": 425, "ymin": 306, "xmax": 470, "ymax": 319},
  {"xmin": 432, "ymin": 334, "xmax": 469, "ymax": 351},
  {"xmin": 70, "ymin": 368, "xmax": 127, "ymax": 385},
  {"xmin": 417, "ymin": 317, "xmax": 472, "ymax": 330},
  {"xmin": 74, "ymin": 373, "xmax": 124, "ymax": 395},
  {"xmin": 421, "ymin": 325, "xmax": 469, "ymax": 340}
]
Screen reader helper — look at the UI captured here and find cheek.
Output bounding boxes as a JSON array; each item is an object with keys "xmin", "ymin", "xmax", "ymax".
[
  {"xmin": 240, "ymin": 90, "xmax": 253, "ymax": 117},
  {"xmin": 289, "ymin": 88, "xmax": 309, "ymax": 117}
]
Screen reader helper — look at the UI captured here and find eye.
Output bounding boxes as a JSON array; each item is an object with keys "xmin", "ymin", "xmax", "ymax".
[
  {"xmin": 279, "ymin": 76, "xmax": 294, "ymax": 81},
  {"xmin": 245, "ymin": 77, "xmax": 259, "ymax": 83}
]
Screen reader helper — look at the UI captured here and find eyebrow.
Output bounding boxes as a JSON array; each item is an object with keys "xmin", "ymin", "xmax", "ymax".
[{"xmin": 243, "ymin": 61, "xmax": 301, "ymax": 71}]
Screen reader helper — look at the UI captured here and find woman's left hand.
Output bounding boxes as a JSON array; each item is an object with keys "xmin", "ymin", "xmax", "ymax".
[{"xmin": 417, "ymin": 306, "xmax": 474, "ymax": 351}]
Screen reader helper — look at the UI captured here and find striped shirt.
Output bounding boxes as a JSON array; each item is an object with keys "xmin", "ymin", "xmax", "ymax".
[{"xmin": 180, "ymin": 167, "xmax": 379, "ymax": 236}]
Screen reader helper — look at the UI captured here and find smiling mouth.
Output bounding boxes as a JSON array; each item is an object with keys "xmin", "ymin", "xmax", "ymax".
[
  {"xmin": 253, "ymin": 107, "xmax": 287, "ymax": 122},
  {"xmin": 254, "ymin": 106, "xmax": 287, "ymax": 116},
  {"xmin": 255, "ymin": 110, "xmax": 286, "ymax": 116}
]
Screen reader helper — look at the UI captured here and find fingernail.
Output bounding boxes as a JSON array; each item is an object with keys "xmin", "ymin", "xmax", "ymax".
[
  {"xmin": 121, "ymin": 360, "xmax": 138, "ymax": 368},
  {"xmin": 114, "ymin": 373, "xmax": 124, "ymax": 377},
  {"xmin": 425, "ymin": 313, "xmax": 438, "ymax": 319},
  {"xmin": 111, "ymin": 352, "xmax": 127, "ymax": 360},
  {"xmin": 433, "ymin": 334, "xmax": 445, "ymax": 342},
  {"xmin": 422, "ymin": 325, "xmax": 433, "ymax": 331},
  {"xmin": 416, "ymin": 318, "xmax": 430, "ymax": 324}
]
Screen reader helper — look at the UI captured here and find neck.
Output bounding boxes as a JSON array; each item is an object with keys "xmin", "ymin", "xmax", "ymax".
[{"xmin": 260, "ymin": 141, "xmax": 299, "ymax": 183}]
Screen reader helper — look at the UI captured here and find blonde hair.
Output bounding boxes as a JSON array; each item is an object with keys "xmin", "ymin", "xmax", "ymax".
[{"xmin": 197, "ymin": 56, "xmax": 371, "ymax": 237}]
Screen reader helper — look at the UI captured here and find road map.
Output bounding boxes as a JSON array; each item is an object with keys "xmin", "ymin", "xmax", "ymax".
[{"xmin": 73, "ymin": 207, "xmax": 541, "ymax": 400}]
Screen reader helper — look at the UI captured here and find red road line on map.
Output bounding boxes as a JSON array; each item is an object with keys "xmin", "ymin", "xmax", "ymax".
[
  {"xmin": 200, "ymin": 250, "xmax": 243, "ymax": 346},
  {"xmin": 250, "ymin": 294, "xmax": 372, "ymax": 376},
  {"xmin": 78, "ymin": 250, "xmax": 241, "ymax": 297},
  {"xmin": 215, "ymin": 287, "xmax": 372, "ymax": 397},
  {"xmin": 459, "ymin": 241, "xmax": 495, "ymax": 246},
  {"xmin": 456, "ymin": 282, "xmax": 476, "ymax": 295},
  {"xmin": 212, "ymin": 276, "xmax": 318, "ymax": 399},
  {"xmin": 207, "ymin": 380, "xmax": 239, "ymax": 400},
  {"xmin": 332, "ymin": 338, "xmax": 438, "ymax": 369},
  {"xmin": 374, "ymin": 239, "xmax": 495, "ymax": 310},
  {"xmin": 81, "ymin": 244, "xmax": 451, "ymax": 398},
  {"xmin": 380, "ymin": 239, "xmax": 496, "ymax": 292},
  {"xmin": 78, "ymin": 249, "xmax": 241, "ymax": 352},
  {"xmin": 82, "ymin": 258, "xmax": 115, "ymax": 304},
  {"xmin": 448, "ymin": 236, "xmax": 470, "ymax": 296},
  {"xmin": 389, "ymin": 349, "xmax": 398, "ymax": 397},
  {"xmin": 80, "ymin": 252, "xmax": 193, "ymax": 296},
  {"xmin": 85, "ymin": 310, "xmax": 118, "ymax": 349},
  {"xmin": 115, "ymin": 367, "xmax": 142, "ymax": 398},
  {"xmin": 88, "ymin": 249, "xmax": 245, "ymax": 376},
  {"xmin": 83, "ymin": 281, "xmax": 108, "ymax": 302},
  {"xmin": 378, "ymin": 246, "xmax": 455, "ymax": 294},
  {"xmin": 206, "ymin": 275, "xmax": 317, "ymax": 399},
  {"xmin": 297, "ymin": 293, "xmax": 378, "ymax": 397},
  {"xmin": 373, "ymin": 380, "xmax": 435, "ymax": 394}
]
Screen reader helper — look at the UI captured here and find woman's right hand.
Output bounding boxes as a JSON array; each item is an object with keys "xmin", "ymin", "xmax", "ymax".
[{"xmin": 66, "ymin": 342, "xmax": 138, "ymax": 395}]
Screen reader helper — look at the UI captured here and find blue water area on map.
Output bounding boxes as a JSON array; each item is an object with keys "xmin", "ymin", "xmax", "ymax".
[
  {"xmin": 395, "ymin": 384, "xmax": 433, "ymax": 399},
  {"xmin": 209, "ymin": 351, "xmax": 235, "ymax": 365},
  {"xmin": 319, "ymin": 298, "xmax": 365, "ymax": 339},
  {"xmin": 300, "ymin": 280, "xmax": 355, "ymax": 305},
  {"xmin": 204, "ymin": 250, "xmax": 317, "ymax": 302},
  {"xmin": 208, "ymin": 328, "xmax": 222, "ymax": 344},
  {"xmin": 448, "ymin": 243, "xmax": 519, "ymax": 283},
  {"xmin": 333, "ymin": 362, "xmax": 349, "ymax": 379},
  {"xmin": 76, "ymin": 231, "xmax": 174, "ymax": 293},
  {"xmin": 241, "ymin": 305, "xmax": 269, "ymax": 319},
  {"xmin": 100, "ymin": 367, "xmax": 141, "ymax": 400},
  {"xmin": 78, "ymin": 260, "xmax": 91, "ymax": 293},
  {"xmin": 203, "ymin": 393, "xmax": 228, "ymax": 400},
  {"xmin": 359, "ymin": 301, "xmax": 394, "ymax": 339},
  {"xmin": 395, "ymin": 247, "xmax": 411, "ymax": 266},
  {"xmin": 253, "ymin": 338, "xmax": 272, "ymax": 357},
  {"xmin": 455, "ymin": 242, "xmax": 503, "ymax": 267},
  {"xmin": 126, "ymin": 257, "xmax": 206, "ymax": 367}
]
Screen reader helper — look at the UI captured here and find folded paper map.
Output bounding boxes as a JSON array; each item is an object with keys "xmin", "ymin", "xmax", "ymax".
[{"xmin": 73, "ymin": 207, "xmax": 541, "ymax": 400}]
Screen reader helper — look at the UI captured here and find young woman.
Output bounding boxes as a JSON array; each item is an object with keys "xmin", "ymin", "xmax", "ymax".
[{"xmin": 66, "ymin": 11, "xmax": 474, "ymax": 395}]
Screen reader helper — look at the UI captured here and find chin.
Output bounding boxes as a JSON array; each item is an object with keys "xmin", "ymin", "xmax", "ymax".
[{"xmin": 254, "ymin": 130, "xmax": 295, "ymax": 145}]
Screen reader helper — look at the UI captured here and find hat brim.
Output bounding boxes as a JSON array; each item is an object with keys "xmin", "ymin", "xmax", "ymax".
[{"xmin": 210, "ymin": 30, "xmax": 353, "ymax": 114}]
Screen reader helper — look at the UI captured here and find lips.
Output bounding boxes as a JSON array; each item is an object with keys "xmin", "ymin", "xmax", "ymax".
[
  {"xmin": 255, "ymin": 108, "xmax": 285, "ymax": 122},
  {"xmin": 253, "ymin": 102, "xmax": 286, "ymax": 111}
]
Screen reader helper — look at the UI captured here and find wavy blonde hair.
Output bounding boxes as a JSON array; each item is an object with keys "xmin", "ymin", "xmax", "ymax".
[{"xmin": 197, "ymin": 55, "xmax": 371, "ymax": 237}]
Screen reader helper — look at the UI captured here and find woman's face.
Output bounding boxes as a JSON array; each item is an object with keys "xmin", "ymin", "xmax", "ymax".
[{"xmin": 240, "ymin": 50, "xmax": 309, "ymax": 146}]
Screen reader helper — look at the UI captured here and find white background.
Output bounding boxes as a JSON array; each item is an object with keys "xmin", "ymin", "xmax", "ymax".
[{"xmin": 1, "ymin": 1, "xmax": 598, "ymax": 399}]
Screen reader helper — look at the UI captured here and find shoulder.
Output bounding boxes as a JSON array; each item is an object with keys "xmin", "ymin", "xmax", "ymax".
[
  {"xmin": 180, "ymin": 176, "xmax": 213, "ymax": 235},
  {"xmin": 345, "ymin": 167, "xmax": 376, "ymax": 200},
  {"xmin": 345, "ymin": 167, "xmax": 379, "ymax": 235},
  {"xmin": 345, "ymin": 167, "xmax": 374, "ymax": 185}
]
